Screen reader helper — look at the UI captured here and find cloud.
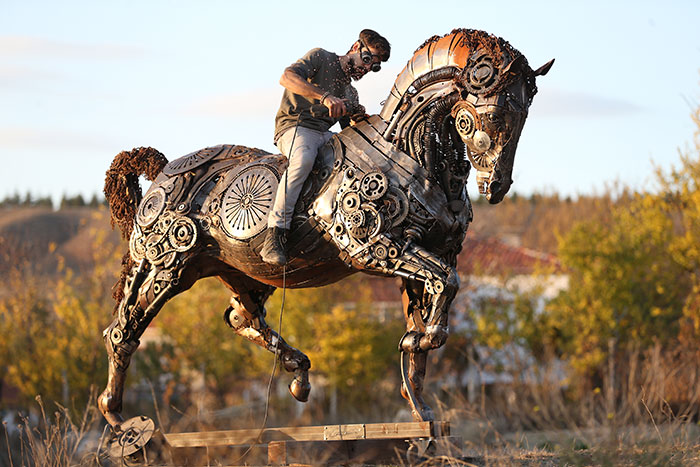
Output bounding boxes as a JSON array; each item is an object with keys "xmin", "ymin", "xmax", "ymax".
[
  {"xmin": 0, "ymin": 35, "xmax": 144, "ymax": 60},
  {"xmin": 185, "ymin": 88, "xmax": 281, "ymax": 118},
  {"xmin": 0, "ymin": 127, "xmax": 116, "ymax": 152},
  {"xmin": 533, "ymin": 88, "xmax": 644, "ymax": 117},
  {"xmin": 0, "ymin": 65, "xmax": 62, "ymax": 86}
]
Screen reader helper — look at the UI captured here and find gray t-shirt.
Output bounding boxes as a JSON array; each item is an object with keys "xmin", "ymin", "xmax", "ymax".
[{"xmin": 274, "ymin": 48, "xmax": 357, "ymax": 142}]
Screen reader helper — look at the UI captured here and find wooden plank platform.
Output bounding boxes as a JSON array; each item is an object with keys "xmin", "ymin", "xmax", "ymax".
[
  {"xmin": 162, "ymin": 421, "xmax": 460, "ymax": 465},
  {"xmin": 163, "ymin": 421, "xmax": 449, "ymax": 448}
]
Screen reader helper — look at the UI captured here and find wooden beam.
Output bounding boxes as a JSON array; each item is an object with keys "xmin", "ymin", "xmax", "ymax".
[{"xmin": 163, "ymin": 421, "xmax": 449, "ymax": 448}]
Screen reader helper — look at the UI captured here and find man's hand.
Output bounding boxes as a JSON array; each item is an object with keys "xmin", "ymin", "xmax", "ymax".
[
  {"xmin": 323, "ymin": 95, "xmax": 347, "ymax": 119},
  {"xmin": 349, "ymin": 103, "xmax": 368, "ymax": 124}
]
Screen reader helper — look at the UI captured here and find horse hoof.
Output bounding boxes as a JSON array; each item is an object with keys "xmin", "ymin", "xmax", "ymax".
[
  {"xmin": 289, "ymin": 378, "xmax": 311, "ymax": 402},
  {"xmin": 98, "ymin": 391, "xmax": 124, "ymax": 427}
]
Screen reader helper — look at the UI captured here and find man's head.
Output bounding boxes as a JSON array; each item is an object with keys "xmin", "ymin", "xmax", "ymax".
[{"xmin": 344, "ymin": 29, "xmax": 390, "ymax": 80}]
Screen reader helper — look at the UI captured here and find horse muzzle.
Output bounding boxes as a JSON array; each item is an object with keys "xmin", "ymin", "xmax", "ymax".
[{"xmin": 476, "ymin": 168, "xmax": 512, "ymax": 204}]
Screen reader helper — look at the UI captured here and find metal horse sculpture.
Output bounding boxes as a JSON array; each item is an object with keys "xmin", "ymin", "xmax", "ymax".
[{"xmin": 99, "ymin": 28, "xmax": 553, "ymax": 430}]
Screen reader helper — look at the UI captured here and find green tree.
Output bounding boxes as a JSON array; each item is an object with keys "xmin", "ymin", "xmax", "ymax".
[
  {"xmin": 265, "ymin": 277, "xmax": 404, "ymax": 406},
  {"xmin": 548, "ymin": 195, "xmax": 689, "ymax": 375},
  {"xmin": 150, "ymin": 278, "xmax": 262, "ymax": 403},
  {"xmin": 546, "ymin": 104, "xmax": 700, "ymax": 382}
]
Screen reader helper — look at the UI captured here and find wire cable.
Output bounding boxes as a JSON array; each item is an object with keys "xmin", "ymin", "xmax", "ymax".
[{"xmin": 234, "ymin": 113, "xmax": 301, "ymax": 463}]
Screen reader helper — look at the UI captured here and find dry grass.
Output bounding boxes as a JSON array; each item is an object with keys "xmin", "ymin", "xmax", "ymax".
[
  {"xmin": 4, "ymin": 373, "xmax": 700, "ymax": 466},
  {"xmin": 3, "ymin": 392, "xmax": 110, "ymax": 466}
]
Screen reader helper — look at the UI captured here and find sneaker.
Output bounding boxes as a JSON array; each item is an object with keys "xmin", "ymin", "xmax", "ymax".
[{"xmin": 260, "ymin": 227, "xmax": 288, "ymax": 265}]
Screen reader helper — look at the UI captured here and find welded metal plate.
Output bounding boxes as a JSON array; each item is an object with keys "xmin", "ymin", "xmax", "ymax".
[
  {"xmin": 162, "ymin": 145, "xmax": 225, "ymax": 175},
  {"xmin": 220, "ymin": 165, "xmax": 278, "ymax": 239}
]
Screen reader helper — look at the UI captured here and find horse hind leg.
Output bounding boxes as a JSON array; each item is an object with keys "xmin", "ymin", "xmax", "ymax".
[
  {"xmin": 98, "ymin": 259, "xmax": 185, "ymax": 427},
  {"xmin": 221, "ymin": 277, "xmax": 312, "ymax": 402}
]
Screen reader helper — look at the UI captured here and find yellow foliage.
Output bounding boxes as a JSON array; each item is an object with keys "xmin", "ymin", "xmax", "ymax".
[
  {"xmin": 0, "ymin": 222, "xmax": 120, "ymax": 409},
  {"xmin": 546, "ymin": 102, "xmax": 700, "ymax": 378}
]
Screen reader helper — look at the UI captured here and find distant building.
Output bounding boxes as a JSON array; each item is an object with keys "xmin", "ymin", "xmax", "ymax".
[
  {"xmin": 364, "ymin": 235, "xmax": 567, "ymax": 315},
  {"xmin": 362, "ymin": 235, "xmax": 569, "ymax": 401}
]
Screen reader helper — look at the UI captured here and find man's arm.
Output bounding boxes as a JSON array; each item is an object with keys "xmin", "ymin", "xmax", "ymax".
[{"xmin": 279, "ymin": 67, "xmax": 347, "ymax": 119}]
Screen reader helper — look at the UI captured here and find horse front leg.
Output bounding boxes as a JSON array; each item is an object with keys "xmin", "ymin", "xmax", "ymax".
[
  {"xmin": 393, "ymin": 246, "xmax": 459, "ymax": 421},
  {"xmin": 98, "ymin": 260, "xmax": 183, "ymax": 427},
  {"xmin": 223, "ymin": 286, "xmax": 312, "ymax": 402},
  {"xmin": 399, "ymin": 283, "xmax": 432, "ymax": 421}
]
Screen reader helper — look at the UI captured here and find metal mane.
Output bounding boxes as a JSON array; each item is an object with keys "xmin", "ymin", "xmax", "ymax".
[{"xmin": 380, "ymin": 29, "xmax": 536, "ymax": 122}]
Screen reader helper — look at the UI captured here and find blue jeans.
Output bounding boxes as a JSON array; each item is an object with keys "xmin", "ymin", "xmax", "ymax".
[{"xmin": 268, "ymin": 126, "xmax": 333, "ymax": 229}]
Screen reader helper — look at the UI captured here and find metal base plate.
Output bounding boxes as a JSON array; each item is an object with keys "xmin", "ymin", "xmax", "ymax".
[{"xmin": 107, "ymin": 416, "xmax": 155, "ymax": 458}]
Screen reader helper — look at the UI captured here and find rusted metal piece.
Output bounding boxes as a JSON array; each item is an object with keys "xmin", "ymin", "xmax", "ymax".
[
  {"xmin": 99, "ymin": 28, "xmax": 553, "ymax": 432},
  {"xmin": 106, "ymin": 416, "xmax": 155, "ymax": 458}
]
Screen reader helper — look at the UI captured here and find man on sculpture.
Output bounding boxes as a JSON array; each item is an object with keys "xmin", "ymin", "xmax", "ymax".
[{"xmin": 260, "ymin": 29, "xmax": 391, "ymax": 265}]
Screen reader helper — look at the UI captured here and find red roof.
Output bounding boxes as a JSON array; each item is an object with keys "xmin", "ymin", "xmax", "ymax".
[
  {"xmin": 457, "ymin": 235, "xmax": 560, "ymax": 276},
  {"xmin": 364, "ymin": 236, "xmax": 560, "ymax": 304}
]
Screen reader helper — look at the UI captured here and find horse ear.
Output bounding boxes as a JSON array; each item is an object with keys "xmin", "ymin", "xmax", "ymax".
[
  {"xmin": 502, "ymin": 55, "xmax": 527, "ymax": 74},
  {"xmin": 533, "ymin": 59, "xmax": 555, "ymax": 76}
]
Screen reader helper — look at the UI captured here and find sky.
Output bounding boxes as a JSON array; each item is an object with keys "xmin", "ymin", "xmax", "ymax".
[{"xmin": 1, "ymin": 0, "xmax": 699, "ymax": 204}]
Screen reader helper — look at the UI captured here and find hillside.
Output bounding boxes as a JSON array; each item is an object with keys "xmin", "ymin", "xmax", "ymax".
[
  {"xmin": 0, "ymin": 207, "xmax": 121, "ymax": 279},
  {"xmin": 0, "ymin": 194, "xmax": 611, "ymax": 281},
  {"xmin": 470, "ymin": 193, "xmax": 614, "ymax": 254}
]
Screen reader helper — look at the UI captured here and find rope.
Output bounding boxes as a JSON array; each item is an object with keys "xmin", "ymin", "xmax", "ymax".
[{"xmin": 235, "ymin": 114, "xmax": 302, "ymax": 463}]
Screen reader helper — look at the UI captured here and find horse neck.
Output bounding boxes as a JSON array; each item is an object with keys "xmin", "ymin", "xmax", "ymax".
[
  {"xmin": 376, "ymin": 67, "xmax": 462, "ymax": 180},
  {"xmin": 380, "ymin": 32, "xmax": 468, "ymax": 121}
]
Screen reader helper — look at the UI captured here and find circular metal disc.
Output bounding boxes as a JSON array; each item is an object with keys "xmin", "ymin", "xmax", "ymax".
[
  {"xmin": 162, "ymin": 145, "xmax": 225, "ymax": 176},
  {"xmin": 107, "ymin": 416, "xmax": 155, "ymax": 458},
  {"xmin": 220, "ymin": 165, "xmax": 278, "ymax": 240},
  {"xmin": 167, "ymin": 216, "xmax": 198, "ymax": 252},
  {"xmin": 385, "ymin": 186, "xmax": 409, "ymax": 226},
  {"xmin": 136, "ymin": 187, "xmax": 166, "ymax": 228}
]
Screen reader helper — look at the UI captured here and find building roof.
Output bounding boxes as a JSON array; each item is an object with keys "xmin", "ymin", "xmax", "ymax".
[
  {"xmin": 365, "ymin": 236, "xmax": 561, "ymax": 304},
  {"xmin": 457, "ymin": 235, "xmax": 560, "ymax": 276}
]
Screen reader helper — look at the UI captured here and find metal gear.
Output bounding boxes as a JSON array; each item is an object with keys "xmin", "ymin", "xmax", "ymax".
[
  {"xmin": 360, "ymin": 171, "xmax": 388, "ymax": 201},
  {"xmin": 452, "ymin": 103, "xmax": 479, "ymax": 141},
  {"xmin": 463, "ymin": 53, "xmax": 498, "ymax": 94},
  {"xmin": 129, "ymin": 227, "xmax": 147, "ymax": 262},
  {"xmin": 167, "ymin": 217, "xmax": 198, "ymax": 252},
  {"xmin": 361, "ymin": 203, "xmax": 384, "ymax": 239},
  {"xmin": 384, "ymin": 186, "xmax": 409, "ymax": 227}
]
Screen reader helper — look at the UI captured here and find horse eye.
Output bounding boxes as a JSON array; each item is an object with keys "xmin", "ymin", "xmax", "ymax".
[{"xmin": 488, "ymin": 112, "xmax": 503, "ymax": 124}]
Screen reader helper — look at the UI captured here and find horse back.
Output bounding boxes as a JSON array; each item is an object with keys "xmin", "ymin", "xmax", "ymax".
[{"xmin": 131, "ymin": 143, "xmax": 354, "ymax": 289}]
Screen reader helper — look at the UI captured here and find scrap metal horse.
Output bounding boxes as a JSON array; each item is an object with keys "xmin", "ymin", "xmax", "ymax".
[{"xmin": 99, "ymin": 28, "xmax": 553, "ymax": 431}]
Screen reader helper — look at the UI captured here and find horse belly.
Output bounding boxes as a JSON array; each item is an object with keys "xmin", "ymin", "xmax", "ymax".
[{"xmin": 210, "ymin": 219, "xmax": 355, "ymax": 289}]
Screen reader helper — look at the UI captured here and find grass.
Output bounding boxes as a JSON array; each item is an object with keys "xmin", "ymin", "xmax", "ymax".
[
  {"xmin": 4, "ymin": 393, "xmax": 700, "ymax": 466},
  {"xmin": 3, "ymin": 393, "xmax": 110, "ymax": 466}
]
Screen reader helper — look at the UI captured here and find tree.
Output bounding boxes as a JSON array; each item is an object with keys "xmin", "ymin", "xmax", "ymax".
[
  {"xmin": 546, "ymin": 102, "xmax": 700, "ymax": 386},
  {"xmin": 0, "ymin": 222, "xmax": 120, "ymax": 410},
  {"xmin": 265, "ymin": 277, "xmax": 404, "ymax": 411}
]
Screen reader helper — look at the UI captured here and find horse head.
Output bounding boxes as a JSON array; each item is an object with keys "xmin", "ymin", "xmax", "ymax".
[{"xmin": 381, "ymin": 29, "xmax": 554, "ymax": 204}]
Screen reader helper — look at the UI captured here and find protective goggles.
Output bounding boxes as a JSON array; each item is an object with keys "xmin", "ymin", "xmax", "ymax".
[{"xmin": 359, "ymin": 40, "xmax": 381, "ymax": 72}]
